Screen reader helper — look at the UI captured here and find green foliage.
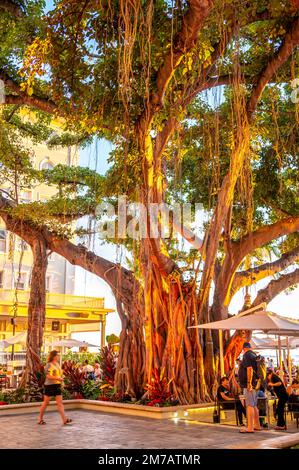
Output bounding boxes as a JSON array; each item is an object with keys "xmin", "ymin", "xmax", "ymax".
[
  {"xmin": 62, "ymin": 360, "xmax": 87, "ymax": 395},
  {"xmin": 62, "ymin": 351, "xmax": 100, "ymax": 365},
  {"xmin": 0, "ymin": 387, "xmax": 26, "ymax": 404},
  {"xmin": 81, "ymin": 379, "xmax": 101, "ymax": 400},
  {"xmin": 106, "ymin": 334, "xmax": 119, "ymax": 345}
]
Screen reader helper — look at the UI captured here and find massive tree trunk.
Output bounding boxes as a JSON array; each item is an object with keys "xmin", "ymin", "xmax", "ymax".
[
  {"xmin": 19, "ymin": 236, "xmax": 48, "ymax": 388},
  {"xmin": 112, "ymin": 276, "xmax": 146, "ymax": 398},
  {"xmin": 144, "ymin": 261, "xmax": 208, "ymax": 403}
]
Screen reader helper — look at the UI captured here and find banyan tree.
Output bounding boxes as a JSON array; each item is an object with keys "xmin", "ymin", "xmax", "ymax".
[{"xmin": 0, "ymin": 0, "xmax": 299, "ymax": 403}]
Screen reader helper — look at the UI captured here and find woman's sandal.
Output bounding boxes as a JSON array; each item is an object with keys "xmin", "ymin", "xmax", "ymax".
[
  {"xmin": 37, "ymin": 419, "xmax": 46, "ymax": 425},
  {"xmin": 63, "ymin": 418, "xmax": 73, "ymax": 425},
  {"xmin": 239, "ymin": 429, "xmax": 254, "ymax": 433}
]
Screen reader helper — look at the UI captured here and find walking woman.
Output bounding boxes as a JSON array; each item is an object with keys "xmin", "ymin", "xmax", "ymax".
[
  {"xmin": 38, "ymin": 350, "xmax": 72, "ymax": 425},
  {"xmin": 267, "ymin": 370, "xmax": 288, "ymax": 430}
]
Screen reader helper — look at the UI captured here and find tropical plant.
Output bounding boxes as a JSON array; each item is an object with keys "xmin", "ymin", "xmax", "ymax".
[
  {"xmin": 98, "ymin": 346, "xmax": 117, "ymax": 387},
  {"xmin": 81, "ymin": 379, "xmax": 101, "ymax": 400},
  {"xmin": 0, "ymin": 388, "xmax": 26, "ymax": 405},
  {"xmin": 25, "ymin": 362, "xmax": 45, "ymax": 402},
  {"xmin": 106, "ymin": 334, "xmax": 120, "ymax": 346},
  {"xmin": 62, "ymin": 360, "xmax": 87, "ymax": 395},
  {"xmin": 145, "ymin": 369, "xmax": 173, "ymax": 407}
]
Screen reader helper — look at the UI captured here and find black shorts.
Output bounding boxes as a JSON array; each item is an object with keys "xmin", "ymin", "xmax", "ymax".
[{"xmin": 44, "ymin": 384, "xmax": 62, "ymax": 397}]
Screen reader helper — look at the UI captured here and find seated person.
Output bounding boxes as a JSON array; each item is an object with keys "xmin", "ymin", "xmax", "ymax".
[
  {"xmin": 82, "ymin": 360, "xmax": 95, "ymax": 379},
  {"xmin": 217, "ymin": 376, "xmax": 246, "ymax": 426},
  {"xmin": 93, "ymin": 362, "xmax": 102, "ymax": 381}
]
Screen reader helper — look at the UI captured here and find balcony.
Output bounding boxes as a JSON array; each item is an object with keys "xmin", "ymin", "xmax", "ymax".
[{"xmin": 0, "ymin": 289, "xmax": 107, "ymax": 312}]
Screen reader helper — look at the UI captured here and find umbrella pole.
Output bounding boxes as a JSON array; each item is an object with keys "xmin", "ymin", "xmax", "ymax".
[
  {"xmin": 286, "ymin": 337, "xmax": 292, "ymax": 385},
  {"xmin": 278, "ymin": 336, "xmax": 282, "ymax": 367},
  {"xmin": 219, "ymin": 329, "xmax": 225, "ymax": 377}
]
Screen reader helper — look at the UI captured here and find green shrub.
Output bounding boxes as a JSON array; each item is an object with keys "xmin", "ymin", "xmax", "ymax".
[
  {"xmin": 62, "ymin": 387, "xmax": 73, "ymax": 400},
  {"xmin": 81, "ymin": 379, "xmax": 101, "ymax": 400},
  {"xmin": 0, "ymin": 388, "xmax": 26, "ymax": 404},
  {"xmin": 62, "ymin": 351, "xmax": 100, "ymax": 364}
]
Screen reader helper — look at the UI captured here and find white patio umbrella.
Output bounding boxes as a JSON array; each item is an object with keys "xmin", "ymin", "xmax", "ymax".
[
  {"xmin": 190, "ymin": 305, "xmax": 299, "ymax": 378},
  {"xmin": 0, "ymin": 331, "xmax": 27, "ymax": 349},
  {"xmin": 250, "ymin": 336, "xmax": 277, "ymax": 350},
  {"xmin": 50, "ymin": 338, "xmax": 99, "ymax": 349}
]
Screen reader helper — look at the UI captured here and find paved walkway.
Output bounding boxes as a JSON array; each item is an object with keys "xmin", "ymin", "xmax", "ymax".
[{"xmin": 0, "ymin": 410, "xmax": 298, "ymax": 449}]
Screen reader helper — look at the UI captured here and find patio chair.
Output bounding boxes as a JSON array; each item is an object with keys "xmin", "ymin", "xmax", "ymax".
[
  {"xmin": 0, "ymin": 374, "xmax": 8, "ymax": 390},
  {"xmin": 288, "ymin": 395, "xmax": 299, "ymax": 428},
  {"xmin": 216, "ymin": 399, "xmax": 239, "ymax": 426}
]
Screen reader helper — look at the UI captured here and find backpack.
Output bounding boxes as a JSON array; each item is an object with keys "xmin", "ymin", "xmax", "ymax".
[{"xmin": 256, "ymin": 355, "xmax": 267, "ymax": 389}]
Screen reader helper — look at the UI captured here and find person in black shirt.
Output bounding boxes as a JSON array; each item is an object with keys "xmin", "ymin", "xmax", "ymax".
[
  {"xmin": 267, "ymin": 371, "xmax": 288, "ymax": 430},
  {"xmin": 238, "ymin": 342, "xmax": 262, "ymax": 433},
  {"xmin": 217, "ymin": 377, "xmax": 246, "ymax": 426}
]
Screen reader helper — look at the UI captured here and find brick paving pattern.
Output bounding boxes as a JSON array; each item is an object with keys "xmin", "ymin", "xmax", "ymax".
[{"xmin": 0, "ymin": 410, "xmax": 297, "ymax": 449}]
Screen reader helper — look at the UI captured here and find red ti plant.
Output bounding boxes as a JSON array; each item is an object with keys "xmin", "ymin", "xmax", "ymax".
[
  {"xmin": 98, "ymin": 345, "xmax": 117, "ymax": 399},
  {"xmin": 98, "ymin": 345, "xmax": 117, "ymax": 386},
  {"xmin": 145, "ymin": 368, "xmax": 172, "ymax": 406},
  {"xmin": 62, "ymin": 360, "xmax": 87, "ymax": 396}
]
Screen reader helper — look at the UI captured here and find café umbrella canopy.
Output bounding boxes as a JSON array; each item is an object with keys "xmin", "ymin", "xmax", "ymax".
[
  {"xmin": 190, "ymin": 305, "xmax": 299, "ymax": 378},
  {"xmin": 0, "ymin": 331, "xmax": 27, "ymax": 349},
  {"xmin": 249, "ymin": 336, "xmax": 277, "ymax": 350},
  {"xmin": 50, "ymin": 339, "xmax": 99, "ymax": 349}
]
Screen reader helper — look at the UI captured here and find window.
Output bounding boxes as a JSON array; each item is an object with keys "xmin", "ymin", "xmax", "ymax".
[
  {"xmin": 0, "ymin": 271, "xmax": 3, "ymax": 288},
  {"xmin": 0, "ymin": 230, "xmax": 6, "ymax": 252},
  {"xmin": 14, "ymin": 272, "xmax": 27, "ymax": 290},
  {"xmin": 40, "ymin": 158, "xmax": 54, "ymax": 170}
]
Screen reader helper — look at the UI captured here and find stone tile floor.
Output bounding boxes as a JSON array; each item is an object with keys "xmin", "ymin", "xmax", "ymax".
[{"xmin": 0, "ymin": 410, "xmax": 298, "ymax": 449}]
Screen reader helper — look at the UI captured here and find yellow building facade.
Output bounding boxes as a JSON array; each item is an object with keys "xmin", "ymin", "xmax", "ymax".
[{"xmin": 0, "ymin": 125, "xmax": 113, "ymax": 358}]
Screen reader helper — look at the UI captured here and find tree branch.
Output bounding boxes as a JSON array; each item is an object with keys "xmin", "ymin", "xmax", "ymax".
[
  {"xmin": 203, "ymin": 17, "xmax": 299, "ymax": 320},
  {"xmin": 0, "ymin": 70, "xmax": 57, "ymax": 114},
  {"xmin": 152, "ymin": 6, "xmax": 276, "ymax": 162},
  {"xmin": 251, "ymin": 268, "xmax": 299, "ymax": 307},
  {"xmin": 0, "ymin": 193, "xmax": 135, "ymax": 296},
  {"xmin": 233, "ymin": 216, "xmax": 299, "ymax": 264},
  {"xmin": 247, "ymin": 16, "xmax": 299, "ymax": 119},
  {"xmin": 137, "ymin": 0, "xmax": 214, "ymax": 137},
  {"xmin": 216, "ymin": 216, "xmax": 299, "ymax": 309},
  {"xmin": 231, "ymin": 245, "xmax": 299, "ymax": 298}
]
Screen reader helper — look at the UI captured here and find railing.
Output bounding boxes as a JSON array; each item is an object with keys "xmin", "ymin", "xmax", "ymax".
[
  {"xmin": 0, "ymin": 352, "xmax": 26, "ymax": 364},
  {"xmin": 0, "ymin": 289, "xmax": 105, "ymax": 309}
]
